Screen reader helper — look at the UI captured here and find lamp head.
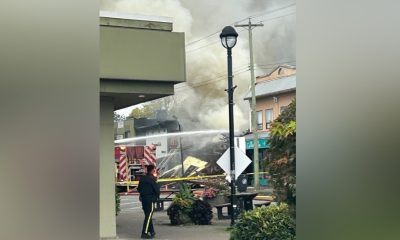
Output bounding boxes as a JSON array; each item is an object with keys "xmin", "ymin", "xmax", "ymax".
[{"xmin": 220, "ymin": 26, "xmax": 238, "ymax": 49}]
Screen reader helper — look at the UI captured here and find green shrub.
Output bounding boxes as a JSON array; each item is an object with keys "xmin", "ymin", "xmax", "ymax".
[
  {"xmin": 268, "ymin": 98, "xmax": 296, "ymax": 212},
  {"xmin": 167, "ymin": 184, "xmax": 213, "ymax": 225},
  {"xmin": 230, "ymin": 203, "xmax": 295, "ymax": 240},
  {"xmin": 167, "ymin": 203, "xmax": 192, "ymax": 225},
  {"xmin": 175, "ymin": 183, "xmax": 196, "ymax": 201},
  {"xmin": 167, "ymin": 184, "xmax": 195, "ymax": 225},
  {"xmin": 172, "ymin": 197, "xmax": 193, "ymax": 214},
  {"xmin": 189, "ymin": 200, "xmax": 213, "ymax": 225}
]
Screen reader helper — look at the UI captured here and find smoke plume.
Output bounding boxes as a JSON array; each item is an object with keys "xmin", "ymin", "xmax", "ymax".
[{"xmin": 101, "ymin": 0, "xmax": 296, "ymax": 132}]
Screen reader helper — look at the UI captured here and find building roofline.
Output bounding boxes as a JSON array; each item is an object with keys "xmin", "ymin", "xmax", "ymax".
[
  {"xmin": 256, "ymin": 64, "xmax": 296, "ymax": 79},
  {"xmin": 100, "ymin": 11, "xmax": 172, "ymax": 23},
  {"xmin": 244, "ymin": 88, "xmax": 296, "ymax": 100},
  {"xmin": 257, "ymin": 73, "xmax": 296, "ymax": 84},
  {"xmin": 100, "ymin": 11, "xmax": 173, "ymax": 31}
]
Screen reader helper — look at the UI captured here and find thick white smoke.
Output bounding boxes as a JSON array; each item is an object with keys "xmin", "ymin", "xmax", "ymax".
[{"xmin": 102, "ymin": 0, "xmax": 296, "ymax": 131}]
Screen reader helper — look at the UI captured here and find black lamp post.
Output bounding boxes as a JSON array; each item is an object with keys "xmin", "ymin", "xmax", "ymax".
[{"xmin": 220, "ymin": 26, "xmax": 238, "ymax": 226}]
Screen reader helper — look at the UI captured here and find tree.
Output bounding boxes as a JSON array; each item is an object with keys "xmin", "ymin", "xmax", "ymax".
[
  {"xmin": 128, "ymin": 96, "xmax": 177, "ymax": 119},
  {"xmin": 129, "ymin": 105, "xmax": 155, "ymax": 119},
  {"xmin": 268, "ymin": 98, "xmax": 296, "ymax": 214}
]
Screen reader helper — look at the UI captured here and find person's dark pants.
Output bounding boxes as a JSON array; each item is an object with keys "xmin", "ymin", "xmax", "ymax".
[{"xmin": 141, "ymin": 196, "xmax": 155, "ymax": 235}]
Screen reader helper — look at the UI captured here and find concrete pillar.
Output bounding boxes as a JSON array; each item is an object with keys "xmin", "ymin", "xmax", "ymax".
[{"xmin": 100, "ymin": 97, "xmax": 117, "ymax": 238}]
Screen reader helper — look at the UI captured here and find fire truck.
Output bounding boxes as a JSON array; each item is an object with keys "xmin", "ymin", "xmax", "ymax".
[{"xmin": 114, "ymin": 144, "xmax": 157, "ymax": 184}]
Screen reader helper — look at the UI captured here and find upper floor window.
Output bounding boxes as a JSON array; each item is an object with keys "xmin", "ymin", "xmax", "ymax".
[
  {"xmin": 265, "ymin": 109, "xmax": 273, "ymax": 129},
  {"xmin": 256, "ymin": 111, "xmax": 263, "ymax": 130}
]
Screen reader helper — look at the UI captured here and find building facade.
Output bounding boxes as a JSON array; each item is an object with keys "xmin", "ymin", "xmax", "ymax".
[
  {"xmin": 243, "ymin": 65, "xmax": 296, "ymax": 185},
  {"xmin": 251, "ymin": 65, "xmax": 296, "ymax": 132}
]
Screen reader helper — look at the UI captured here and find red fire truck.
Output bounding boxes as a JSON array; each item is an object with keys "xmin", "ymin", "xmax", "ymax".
[{"xmin": 115, "ymin": 144, "xmax": 157, "ymax": 183}]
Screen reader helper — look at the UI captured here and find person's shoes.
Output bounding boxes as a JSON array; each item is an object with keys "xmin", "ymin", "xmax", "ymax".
[
  {"xmin": 141, "ymin": 233, "xmax": 153, "ymax": 239},
  {"xmin": 150, "ymin": 231, "xmax": 156, "ymax": 237}
]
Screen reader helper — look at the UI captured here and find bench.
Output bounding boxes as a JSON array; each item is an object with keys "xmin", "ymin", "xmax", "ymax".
[
  {"xmin": 254, "ymin": 201, "xmax": 271, "ymax": 208},
  {"xmin": 154, "ymin": 198, "xmax": 173, "ymax": 211},
  {"xmin": 214, "ymin": 203, "xmax": 232, "ymax": 220}
]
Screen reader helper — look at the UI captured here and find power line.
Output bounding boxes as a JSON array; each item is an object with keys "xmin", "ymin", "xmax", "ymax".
[
  {"xmin": 256, "ymin": 11, "xmax": 296, "ymax": 23},
  {"xmin": 235, "ymin": 2, "xmax": 296, "ymax": 24},
  {"xmin": 185, "ymin": 2, "xmax": 296, "ymax": 47},
  {"xmin": 182, "ymin": 64, "xmax": 250, "ymax": 85},
  {"xmin": 175, "ymin": 68, "xmax": 250, "ymax": 91},
  {"xmin": 175, "ymin": 60, "xmax": 295, "ymax": 90},
  {"xmin": 185, "ymin": 31, "xmax": 221, "ymax": 47},
  {"xmin": 174, "ymin": 60, "xmax": 295, "ymax": 92},
  {"xmin": 186, "ymin": 11, "xmax": 295, "ymax": 55},
  {"xmin": 207, "ymin": 60, "xmax": 296, "ymax": 84},
  {"xmin": 215, "ymin": 59, "xmax": 295, "ymax": 76},
  {"xmin": 186, "ymin": 29, "xmax": 246, "ymax": 54},
  {"xmin": 193, "ymin": 60, "xmax": 295, "ymax": 82},
  {"xmin": 175, "ymin": 68, "xmax": 249, "ymax": 90}
]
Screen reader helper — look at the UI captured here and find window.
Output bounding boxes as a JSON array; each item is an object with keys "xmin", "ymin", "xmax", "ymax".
[
  {"xmin": 256, "ymin": 111, "xmax": 263, "ymax": 130},
  {"xmin": 265, "ymin": 109, "xmax": 273, "ymax": 129}
]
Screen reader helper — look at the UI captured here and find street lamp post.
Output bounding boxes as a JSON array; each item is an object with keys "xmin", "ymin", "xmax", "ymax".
[{"xmin": 220, "ymin": 26, "xmax": 238, "ymax": 226}]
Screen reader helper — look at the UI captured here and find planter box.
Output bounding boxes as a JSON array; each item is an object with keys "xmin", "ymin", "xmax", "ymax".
[{"xmin": 204, "ymin": 195, "xmax": 229, "ymax": 207}]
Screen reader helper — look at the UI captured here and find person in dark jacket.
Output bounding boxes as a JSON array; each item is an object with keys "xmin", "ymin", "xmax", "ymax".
[{"xmin": 137, "ymin": 165, "xmax": 160, "ymax": 239}]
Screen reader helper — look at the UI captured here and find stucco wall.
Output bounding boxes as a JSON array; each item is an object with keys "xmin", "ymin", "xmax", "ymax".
[
  {"xmin": 100, "ymin": 26, "xmax": 185, "ymax": 82},
  {"xmin": 255, "ymin": 91, "xmax": 296, "ymax": 132},
  {"xmin": 100, "ymin": 97, "xmax": 116, "ymax": 238}
]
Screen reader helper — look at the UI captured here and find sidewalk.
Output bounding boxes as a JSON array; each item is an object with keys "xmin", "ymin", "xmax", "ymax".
[
  {"xmin": 116, "ymin": 208, "xmax": 231, "ymax": 240},
  {"xmin": 115, "ymin": 186, "xmax": 273, "ymax": 239}
]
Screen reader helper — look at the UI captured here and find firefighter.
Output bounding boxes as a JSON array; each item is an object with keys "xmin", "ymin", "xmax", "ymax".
[{"xmin": 137, "ymin": 165, "xmax": 160, "ymax": 239}]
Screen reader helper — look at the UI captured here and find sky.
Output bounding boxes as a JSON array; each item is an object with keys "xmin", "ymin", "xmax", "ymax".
[{"xmin": 101, "ymin": 0, "xmax": 296, "ymax": 131}]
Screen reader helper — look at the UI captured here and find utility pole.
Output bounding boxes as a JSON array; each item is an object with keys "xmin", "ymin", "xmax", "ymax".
[{"xmin": 235, "ymin": 18, "xmax": 263, "ymax": 190}]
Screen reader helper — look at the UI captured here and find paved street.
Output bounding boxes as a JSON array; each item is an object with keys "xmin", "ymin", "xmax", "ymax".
[{"xmin": 119, "ymin": 195, "xmax": 153, "ymax": 213}]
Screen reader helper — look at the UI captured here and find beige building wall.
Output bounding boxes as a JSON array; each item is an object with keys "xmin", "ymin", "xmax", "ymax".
[
  {"xmin": 250, "ymin": 65, "xmax": 296, "ymax": 132},
  {"xmin": 100, "ymin": 97, "xmax": 117, "ymax": 239},
  {"xmin": 255, "ymin": 91, "xmax": 296, "ymax": 132}
]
